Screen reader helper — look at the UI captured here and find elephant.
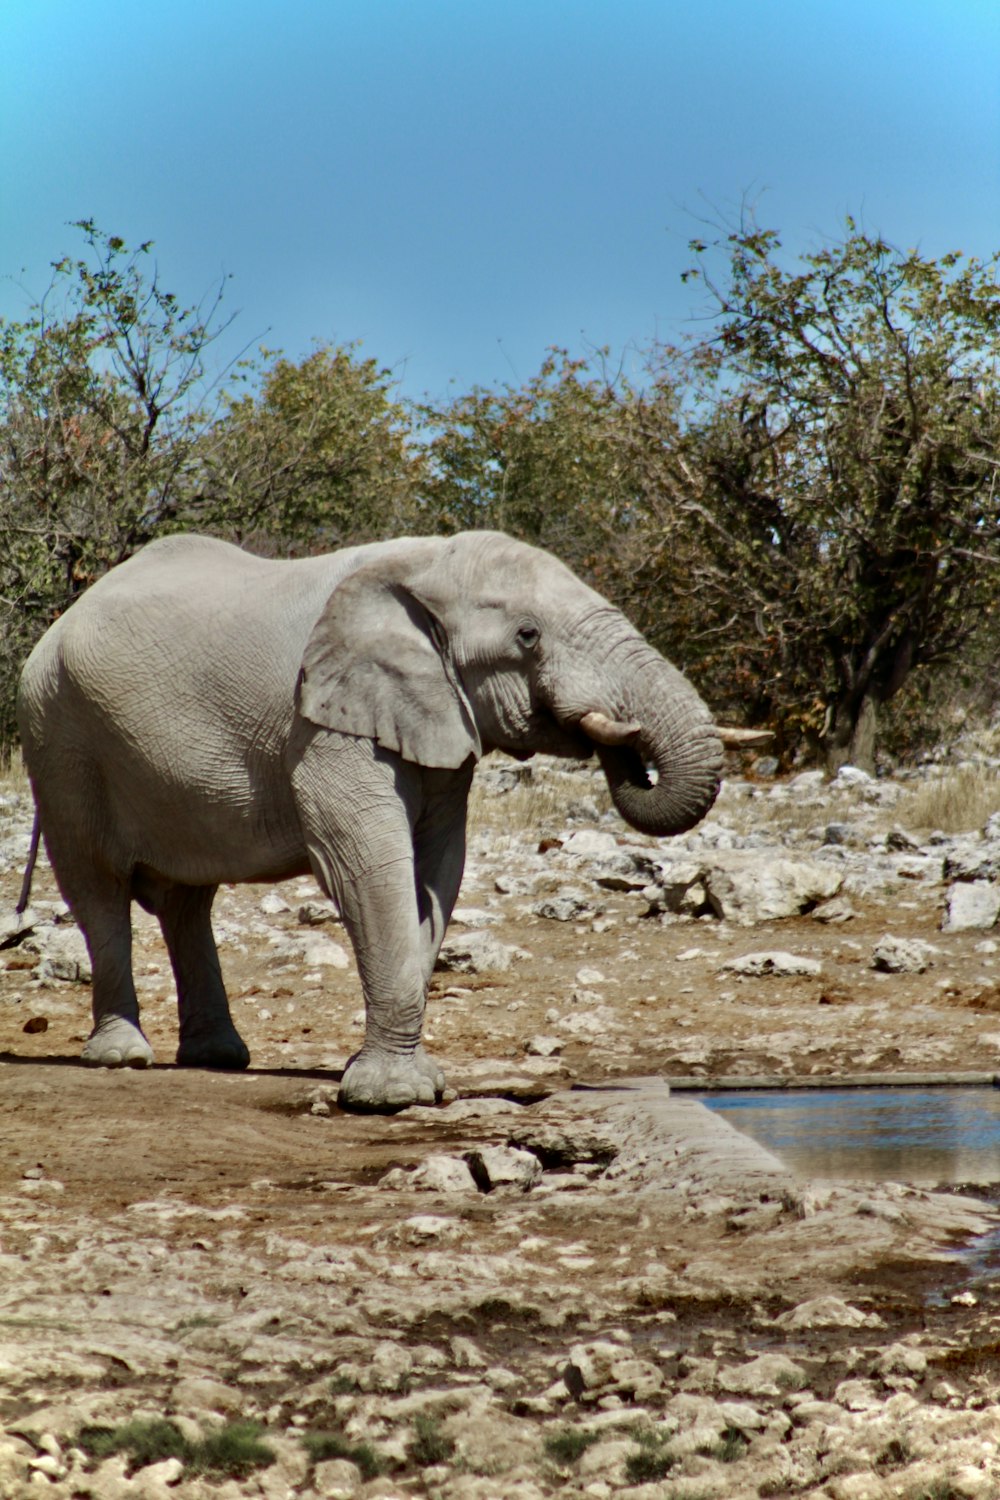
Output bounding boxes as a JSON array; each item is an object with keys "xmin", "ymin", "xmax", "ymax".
[{"xmin": 16, "ymin": 529, "xmax": 724, "ymax": 1110}]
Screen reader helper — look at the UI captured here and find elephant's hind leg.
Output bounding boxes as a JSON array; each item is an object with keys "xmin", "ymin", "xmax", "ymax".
[
  {"xmin": 70, "ymin": 873, "xmax": 153, "ymax": 1069},
  {"xmin": 136, "ymin": 875, "xmax": 250, "ymax": 1070}
]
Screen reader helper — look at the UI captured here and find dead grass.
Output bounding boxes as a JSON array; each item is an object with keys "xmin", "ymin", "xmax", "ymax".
[
  {"xmin": 896, "ymin": 764, "xmax": 1000, "ymax": 835},
  {"xmin": 468, "ymin": 760, "xmax": 612, "ymax": 835},
  {"xmin": 0, "ymin": 751, "xmax": 29, "ymax": 798}
]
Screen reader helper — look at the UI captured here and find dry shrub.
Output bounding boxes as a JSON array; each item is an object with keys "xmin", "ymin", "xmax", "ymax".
[
  {"xmin": 467, "ymin": 761, "xmax": 611, "ymax": 836},
  {"xmin": 897, "ymin": 765, "xmax": 1000, "ymax": 835}
]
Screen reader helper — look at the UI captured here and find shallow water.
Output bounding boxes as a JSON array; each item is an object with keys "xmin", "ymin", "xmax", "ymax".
[{"xmin": 695, "ymin": 1086, "xmax": 1000, "ymax": 1185}]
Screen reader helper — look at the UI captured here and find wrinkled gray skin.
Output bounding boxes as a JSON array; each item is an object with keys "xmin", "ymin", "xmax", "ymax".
[{"xmin": 17, "ymin": 530, "xmax": 722, "ymax": 1111}]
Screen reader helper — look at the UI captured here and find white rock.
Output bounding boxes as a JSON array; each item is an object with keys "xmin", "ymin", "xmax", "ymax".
[
  {"xmin": 877, "ymin": 1342, "xmax": 927, "ymax": 1378},
  {"xmin": 788, "ymin": 770, "xmax": 827, "ymax": 793},
  {"xmin": 705, "ymin": 855, "xmax": 842, "ymax": 924},
  {"xmin": 562, "ymin": 829, "xmax": 620, "ymax": 858},
  {"xmin": 871, "ymin": 935, "xmax": 938, "ymax": 973},
  {"xmin": 380, "ymin": 1154, "xmax": 478, "ymax": 1193},
  {"xmin": 777, "ymin": 1297, "xmax": 884, "ymax": 1330},
  {"xmin": 532, "ymin": 891, "xmax": 595, "ymax": 922},
  {"xmin": 720, "ymin": 950, "xmax": 822, "ymax": 978},
  {"xmin": 31, "ymin": 926, "xmax": 92, "ymax": 984},
  {"xmin": 437, "ymin": 930, "xmax": 529, "ymax": 973},
  {"xmin": 525, "ymin": 1035, "xmax": 564, "ymax": 1059},
  {"xmin": 313, "ymin": 1456, "xmax": 363, "ymax": 1496},
  {"xmin": 450, "ymin": 906, "xmax": 501, "ymax": 927},
  {"xmin": 297, "ymin": 935, "xmax": 350, "ymax": 969},
  {"xmin": 834, "ymin": 764, "xmax": 873, "ymax": 785},
  {"xmin": 943, "ymin": 882, "xmax": 1000, "ymax": 932},
  {"xmin": 718, "ymin": 1352, "xmax": 806, "ymax": 1396},
  {"xmin": 259, "ymin": 891, "xmax": 289, "ymax": 916},
  {"xmin": 412, "ymin": 1155, "xmax": 480, "ymax": 1193},
  {"xmin": 466, "ymin": 1145, "xmax": 542, "ymax": 1192}
]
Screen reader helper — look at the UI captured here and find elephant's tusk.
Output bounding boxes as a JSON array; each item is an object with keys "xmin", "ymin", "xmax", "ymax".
[
  {"xmin": 715, "ymin": 726, "xmax": 775, "ymax": 749},
  {"xmin": 580, "ymin": 711, "xmax": 642, "ymax": 747}
]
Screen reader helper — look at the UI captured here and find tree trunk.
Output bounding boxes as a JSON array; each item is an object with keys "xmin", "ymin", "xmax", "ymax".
[{"xmin": 823, "ymin": 692, "xmax": 878, "ymax": 776}]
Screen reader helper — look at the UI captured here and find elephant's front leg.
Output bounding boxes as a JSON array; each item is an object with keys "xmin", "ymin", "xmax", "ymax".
[{"xmin": 291, "ymin": 733, "xmax": 453, "ymax": 1111}]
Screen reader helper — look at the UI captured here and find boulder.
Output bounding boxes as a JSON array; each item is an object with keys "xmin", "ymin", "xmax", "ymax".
[
  {"xmin": 720, "ymin": 950, "xmax": 822, "ymax": 978},
  {"xmin": 704, "ymin": 854, "xmax": 842, "ymax": 924},
  {"xmin": 942, "ymin": 882, "xmax": 1000, "ymax": 932},
  {"xmin": 871, "ymin": 935, "xmax": 938, "ymax": 973},
  {"xmin": 436, "ymin": 930, "xmax": 529, "ymax": 973}
]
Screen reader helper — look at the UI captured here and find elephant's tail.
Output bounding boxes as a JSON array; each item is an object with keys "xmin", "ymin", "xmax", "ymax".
[{"xmin": 16, "ymin": 809, "xmax": 41, "ymax": 915}]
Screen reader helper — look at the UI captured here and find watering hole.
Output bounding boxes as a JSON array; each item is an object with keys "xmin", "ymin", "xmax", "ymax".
[{"xmin": 695, "ymin": 1084, "xmax": 1000, "ymax": 1187}]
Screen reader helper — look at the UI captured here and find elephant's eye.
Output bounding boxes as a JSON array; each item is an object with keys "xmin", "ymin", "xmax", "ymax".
[{"xmin": 516, "ymin": 623, "xmax": 540, "ymax": 650}]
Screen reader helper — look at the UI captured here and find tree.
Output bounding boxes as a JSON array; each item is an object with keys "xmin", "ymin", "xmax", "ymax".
[
  {"xmin": 417, "ymin": 349, "xmax": 652, "ymax": 578},
  {"xmin": 0, "ymin": 221, "xmax": 231, "ymax": 756},
  {"xmin": 197, "ymin": 343, "xmax": 422, "ymax": 552},
  {"xmin": 629, "ymin": 219, "xmax": 1000, "ymax": 770}
]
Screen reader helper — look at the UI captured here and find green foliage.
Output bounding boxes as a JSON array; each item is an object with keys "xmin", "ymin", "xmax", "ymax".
[
  {"xmin": 78, "ymin": 1419, "xmax": 188, "ymax": 1468},
  {"xmin": 198, "ymin": 342, "xmax": 421, "ymax": 552},
  {"xmin": 633, "ymin": 216, "xmax": 1000, "ymax": 768},
  {"xmin": 406, "ymin": 1413, "xmax": 456, "ymax": 1467},
  {"xmin": 624, "ymin": 1430, "xmax": 676, "ymax": 1483},
  {"xmin": 77, "ymin": 1418, "xmax": 275, "ymax": 1479},
  {"xmin": 417, "ymin": 348, "xmax": 654, "ymax": 578},
  {"xmin": 704, "ymin": 1424, "xmax": 750, "ymax": 1462},
  {"xmin": 0, "ymin": 221, "xmax": 231, "ymax": 758},
  {"xmin": 301, "ymin": 1430, "xmax": 385, "ymax": 1479},
  {"xmin": 188, "ymin": 1422, "xmax": 275, "ymax": 1478},
  {"xmin": 543, "ymin": 1426, "xmax": 601, "ymax": 1465}
]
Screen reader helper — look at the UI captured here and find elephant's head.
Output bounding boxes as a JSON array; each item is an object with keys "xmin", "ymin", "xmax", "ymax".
[{"xmin": 297, "ymin": 531, "xmax": 722, "ymax": 837}]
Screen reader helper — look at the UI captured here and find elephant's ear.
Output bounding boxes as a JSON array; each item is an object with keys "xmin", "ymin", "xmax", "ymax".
[{"xmin": 297, "ymin": 561, "xmax": 481, "ymax": 769}]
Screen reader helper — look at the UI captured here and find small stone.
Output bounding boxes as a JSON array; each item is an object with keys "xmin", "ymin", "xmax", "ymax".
[
  {"xmin": 562, "ymin": 830, "xmax": 620, "ymax": 858},
  {"xmin": 436, "ymin": 930, "xmax": 529, "ymax": 973},
  {"xmin": 943, "ymin": 882, "xmax": 1000, "ymax": 932},
  {"xmin": 533, "ymin": 892, "xmax": 594, "ymax": 923},
  {"xmin": 877, "ymin": 1342, "xmax": 927, "ymax": 1378},
  {"xmin": 297, "ymin": 935, "xmax": 350, "ymax": 968},
  {"xmin": 259, "ymin": 891, "xmax": 290, "ymax": 916},
  {"xmin": 313, "ymin": 1456, "xmax": 363, "ymax": 1496},
  {"xmin": 720, "ymin": 950, "xmax": 822, "ymax": 978},
  {"xmin": 524, "ymin": 1035, "xmax": 563, "ymax": 1057},
  {"xmin": 298, "ymin": 899, "xmax": 339, "ymax": 925},
  {"xmin": 138, "ymin": 1456, "xmax": 186, "ymax": 1486},
  {"xmin": 871, "ymin": 935, "xmax": 938, "ymax": 973},
  {"xmin": 465, "ymin": 1145, "xmax": 542, "ymax": 1192},
  {"xmin": 834, "ymin": 764, "xmax": 872, "ymax": 785},
  {"xmin": 409, "ymin": 1155, "xmax": 479, "ymax": 1192},
  {"xmin": 777, "ymin": 1297, "xmax": 884, "ymax": 1330},
  {"xmin": 718, "ymin": 1353, "xmax": 807, "ymax": 1396},
  {"xmin": 811, "ymin": 896, "xmax": 857, "ymax": 923}
]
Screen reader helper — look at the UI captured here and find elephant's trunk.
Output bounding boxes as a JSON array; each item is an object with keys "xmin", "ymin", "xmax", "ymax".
[{"xmin": 582, "ymin": 651, "xmax": 723, "ymax": 838}]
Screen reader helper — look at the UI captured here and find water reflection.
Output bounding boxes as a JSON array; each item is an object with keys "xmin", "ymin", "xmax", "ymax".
[{"xmin": 695, "ymin": 1087, "xmax": 1000, "ymax": 1185}]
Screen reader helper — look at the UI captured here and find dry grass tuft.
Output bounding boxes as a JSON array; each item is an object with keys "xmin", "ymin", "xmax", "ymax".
[
  {"xmin": 467, "ymin": 761, "xmax": 611, "ymax": 835},
  {"xmin": 897, "ymin": 764, "xmax": 1000, "ymax": 835},
  {"xmin": 0, "ymin": 751, "xmax": 30, "ymax": 798}
]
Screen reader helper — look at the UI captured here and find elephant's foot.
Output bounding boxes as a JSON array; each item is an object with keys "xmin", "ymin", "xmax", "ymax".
[
  {"xmin": 339, "ymin": 1045, "xmax": 445, "ymax": 1113},
  {"xmin": 176, "ymin": 1025, "xmax": 251, "ymax": 1071},
  {"xmin": 82, "ymin": 1016, "xmax": 154, "ymax": 1069}
]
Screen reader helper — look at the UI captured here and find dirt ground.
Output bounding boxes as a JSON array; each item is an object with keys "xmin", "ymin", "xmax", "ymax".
[{"xmin": 3, "ymin": 760, "xmax": 1000, "ymax": 1497}]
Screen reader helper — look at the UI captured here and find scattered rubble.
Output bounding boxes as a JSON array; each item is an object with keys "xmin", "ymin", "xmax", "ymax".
[{"xmin": 2, "ymin": 754, "xmax": 1000, "ymax": 1496}]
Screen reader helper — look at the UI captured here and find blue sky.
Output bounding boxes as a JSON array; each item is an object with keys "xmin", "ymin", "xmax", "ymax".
[{"xmin": 3, "ymin": 0, "xmax": 999, "ymax": 402}]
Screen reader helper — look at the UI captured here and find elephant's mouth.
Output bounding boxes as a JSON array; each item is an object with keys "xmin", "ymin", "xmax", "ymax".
[{"xmin": 524, "ymin": 709, "xmax": 596, "ymax": 760}]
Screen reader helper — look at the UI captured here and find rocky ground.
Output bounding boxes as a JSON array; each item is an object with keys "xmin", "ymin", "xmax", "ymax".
[{"xmin": 3, "ymin": 750, "xmax": 1000, "ymax": 1498}]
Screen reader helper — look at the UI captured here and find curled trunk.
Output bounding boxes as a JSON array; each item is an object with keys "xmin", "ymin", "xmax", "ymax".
[{"xmin": 587, "ymin": 654, "xmax": 723, "ymax": 837}]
